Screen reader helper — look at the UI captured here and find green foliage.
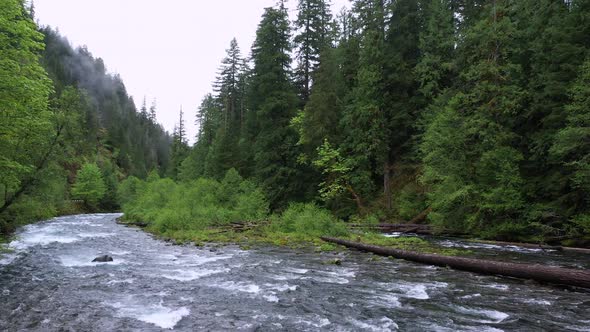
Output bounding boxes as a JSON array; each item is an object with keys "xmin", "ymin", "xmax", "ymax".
[
  {"xmin": 313, "ymin": 140, "xmax": 354, "ymax": 201},
  {"xmin": 244, "ymin": 5, "xmax": 309, "ymax": 209},
  {"xmin": 0, "ymin": 0, "xmax": 53, "ymax": 209},
  {"xmin": 395, "ymin": 183, "xmax": 428, "ymax": 221},
  {"xmin": 269, "ymin": 203, "xmax": 349, "ymax": 237},
  {"xmin": 117, "ymin": 176, "xmax": 144, "ymax": 208},
  {"xmin": 5, "ymin": 0, "xmax": 590, "ymax": 247},
  {"xmin": 421, "ymin": 1, "xmax": 527, "ymax": 237},
  {"xmin": 355, "ymin": 233, "xmax": 469, "ymax": 256},
  {"xmin": 122, "ymin": 169, "xmax": 269, "ymax": 234},
  {"xmin": 293, "ymin": 0, "xmax": 333, "ymax": 101},
  {"xmin": 71, "ymin": 163, "xmax": 106, "ymax": 209}
]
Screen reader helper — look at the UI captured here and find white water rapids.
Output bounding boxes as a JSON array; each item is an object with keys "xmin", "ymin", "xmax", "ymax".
[{"xmin": 0, "ymin": 214, "xmax": 589, "ymax": 331}]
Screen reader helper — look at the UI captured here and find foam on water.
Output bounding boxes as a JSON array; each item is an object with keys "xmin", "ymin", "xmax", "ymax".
[
  {"xmin": 565, "ymin": 323, "xmax": 590, "ymax": 332},
  {"xmin": 461, "ymin": 293, "xmax": 482, "ymax": 299},
  {"xmin": 377, "ymin": 281, "xmax": 447, "ymax": 300},
  {"xmin": 264, "ymin": 283, "xmax": 298, "ymax": 292},
  {"xmin": 296, "ymin": 315, "xmax": 331, "ymax": 328},
  {"xmin": 263, "ymin": 294, "xmax": 280, "ymax": 302},
  {"xmin": 177, "ymin": 254, "xmax": 234, "ymax": 266},
  {"xmin": 284, "ymin": 267, "xmax": 309, "ymax": 274},
  {"xmin": 482, "ymin": 283, "xmax": 509, "ymax": 291},
  {"xmin": 106, "ymin": 279, "xmax": 135, "ymax": 285},
  {"xmin": 0, "ymin": 251, "xmax": 17, "ymax": 266},
  {"xmin": 110, "ymin": 250, "xmax": 131, "ymax": 256},
  {"xmin": 383, "ymin": 232, "xmax": 403, "ymax": 238},
  {"xmin": 108, "ymin": 300, "xmax": 189, "ymax": 329},
  {"xmin": 10, "ymin": 226, "xmax": 79, "ymax": 250},
  {"xmin": 349, "ymin": 317, "xmax": 399, "ymax": 332},
  {"xmin": 269, "ymin": 273, "xmax": 299, "ymax": 281},
  {"xmin": 8, "ymin": 219, "xmax": 119, "ymax": 251},
  {"xmin": 214, "ymin": 281, "xmax": 261, "ymax": 294},
  {"xmin": 437, "ymin": 240, "xmax": 547, "ymax": 253},
  {"xmin": 372, "ymin": 293, "xmax": 402, "ymax": 308},
  {"xmin": 161, "ymin": 268, "xmax": 228, "ymax": 281},
  {"xmin": 78, "ymin": 232, "xmax": 116, "ymax": 238},
  {"xmin": 399, "ymin": 284, "xmax": 429, "ymax": 299},
  {"xmin": 452, "ymin": 305, "xmax": 509, "ymax": 324},
  {"xmin": 306, "ymin": 269, "xmax": 357, "ymax": 284},
  {"xmin": 521, "ymin": 298, "xmax": 551, "ymax": 305}
]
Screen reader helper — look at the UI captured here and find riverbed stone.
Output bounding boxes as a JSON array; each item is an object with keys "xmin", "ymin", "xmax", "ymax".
[{"xmin": 92, "ymin": 255, "xmax": 113, "ymax": 263}]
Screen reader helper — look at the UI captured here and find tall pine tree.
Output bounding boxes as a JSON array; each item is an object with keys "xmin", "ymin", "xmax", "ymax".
[
  {"xmin": 293, "ymin": 0, "xmax": 333, "ymax": 102},
  {"xmin": 247, "ymin": 4, "xmax": 303, "ymax": 208}
]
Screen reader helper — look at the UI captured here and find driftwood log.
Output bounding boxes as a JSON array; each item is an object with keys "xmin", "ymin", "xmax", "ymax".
[
  {"xmin": 321, "ymin": 237, "xmax": 590, "ymax": 289},
  {"xmin": 409, "ymin": 207, "xmax": 432, "ymax": 224}
]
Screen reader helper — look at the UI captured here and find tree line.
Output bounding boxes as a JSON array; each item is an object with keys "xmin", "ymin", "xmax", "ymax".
[
  {"xmin": 176, "ymin": 0, "xmax": 590, "ymax": 243},
  {"xmin": 0, "ymin": 0, "xmax": 171, "ymax": 233},
  {"xmin": 2, "ymin": 0, "xmax": 589, "ymax": 244}
]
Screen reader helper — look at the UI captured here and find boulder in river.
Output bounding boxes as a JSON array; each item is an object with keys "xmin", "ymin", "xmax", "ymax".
[{"xmin": 92, "ymin": 255, "xmax": 113, "ymax": 263}]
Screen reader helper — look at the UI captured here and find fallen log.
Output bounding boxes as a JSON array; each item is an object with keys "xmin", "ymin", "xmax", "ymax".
[
  {"xmin": 115, "ymin": 218, "xmax": 148, "ymax": 228},
  {"xmin": 409, "ymin": 207, "xmax": 432, "ymax": 224},
  {"xmin": 321, "ymin": 237, "xmax": 590, "ymax": 289},
  {"xmin": 562, "ymin": 246, "xmax": 590, "ymax": 254}
]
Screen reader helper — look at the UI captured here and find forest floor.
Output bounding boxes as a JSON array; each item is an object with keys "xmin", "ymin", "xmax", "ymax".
[{"xmin": 117, "ymin": 219, "xmax": 469, "ymax": 256}]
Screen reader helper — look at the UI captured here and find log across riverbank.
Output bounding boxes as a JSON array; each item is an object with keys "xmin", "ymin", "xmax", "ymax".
[{"xmin": 321, "ymin": 236, "xmax": 590, "ymax": 289}]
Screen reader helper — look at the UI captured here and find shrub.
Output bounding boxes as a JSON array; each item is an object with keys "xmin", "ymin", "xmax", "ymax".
[
  {"xmin": 117, "ymin": 176, "xmax": 144, "ymax": 208},
  {"xmin": 271, "ymin": 203, "xmax": 348, "ymax": 237},
  {"xmin": 123, "ymin": 169, "xmax": 270, "ymax": 233}
]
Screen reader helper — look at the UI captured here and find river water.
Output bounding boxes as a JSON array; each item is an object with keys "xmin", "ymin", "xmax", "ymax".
[{"xmin": 1, "ymin": 214, "xmax": 589, "ymax": 331}]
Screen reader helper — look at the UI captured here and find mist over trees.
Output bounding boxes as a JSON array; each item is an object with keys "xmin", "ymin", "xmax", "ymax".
[{"xmin": 0, "ymin": 0, "xmax": 171, "ymax": 233}]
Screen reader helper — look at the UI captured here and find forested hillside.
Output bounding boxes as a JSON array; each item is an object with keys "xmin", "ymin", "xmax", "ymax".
[
  {"xmin": 0, "ymin": 0, "xmax": 171, "ymax": 233},
  {"xmin": 168, "ymin": 0, "xmax": 590, "ymax": 244},
  {"xmin": 3, "ymin": 0, "xmax": 590, "ymax": 245}
]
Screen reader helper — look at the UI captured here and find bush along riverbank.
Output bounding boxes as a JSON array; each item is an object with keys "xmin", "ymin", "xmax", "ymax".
[{"xmin": 117, "ymin": 169, "xmax": 468, "ymax": 256}]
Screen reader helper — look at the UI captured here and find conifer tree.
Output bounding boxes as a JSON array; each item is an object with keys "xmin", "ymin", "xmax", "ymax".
[
  {"xmin": 293, "ymin": 0, "xmax": 333, "ymax": 101},
  {"xmin": 149, "ymin": 99, "xmax": 157, "ymax": 122},
  {"xmin": 415, "ymin": 0, "xmax": 456, "ymax": 100},
  {"xmin": 551, "ymin": 58, "xmax": 590, "ymax": 229},
  {"xmin": 167, "ymin": 108, "xmax": 189, "ymax": 179},
  {"xmin": 299, "ymin": 47, "xmax": 346, "ymax": 151},
  {"xmin": 422, "ymin": 0, "xmax": 526, "ymax": 236},
  {"xmin": 140, "ymin": 97, "xmax": 148, "ymax": 120},
  {"xmin": 247, "ymin": 5, "xmax": 303, "ymax": 208}
]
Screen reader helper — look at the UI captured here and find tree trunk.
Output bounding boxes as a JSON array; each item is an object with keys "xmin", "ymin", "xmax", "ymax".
[
  {"xmin": 383, "ymin": 161, "xmax": 392, "ymax": 210},
  {"xmin": 0, "ymin": 124, "xmax": 63, "ymax": 216},
  {"xmin": 321, "ymin": 237, "xmax": 590, "ymax": 289},
  {"xmin": 346, "ymin": 184, "xmax": 366, "ymax": 214},
  {"xmin": 409, "ymin": 207, "xmax": 432, "ymax": 224}
]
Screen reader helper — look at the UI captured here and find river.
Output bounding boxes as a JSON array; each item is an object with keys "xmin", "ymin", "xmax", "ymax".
[{"xmin": 1, "ymin": 214, "xmax": 589, "ymax": 331}]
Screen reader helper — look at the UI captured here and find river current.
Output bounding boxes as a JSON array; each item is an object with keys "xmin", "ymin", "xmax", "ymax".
[{"xmin": 1, "ymin": 214, "xmax": 589, "ymax": 331}]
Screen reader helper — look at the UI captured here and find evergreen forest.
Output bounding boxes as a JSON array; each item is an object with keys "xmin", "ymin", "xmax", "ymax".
[{"xmin": 3, "ymin": 0, "xmax": 590, "ymax": 246}]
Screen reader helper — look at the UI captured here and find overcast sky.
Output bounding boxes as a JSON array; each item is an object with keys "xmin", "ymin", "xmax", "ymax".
[{"xmin": 33, "ymin": 0, "xmax": 350, "ymax": 143}]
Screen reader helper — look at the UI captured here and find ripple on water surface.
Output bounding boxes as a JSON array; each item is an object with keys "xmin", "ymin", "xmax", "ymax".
[{"xmin": 106, "ymin": 298, "xmax": 190, "ymax": 329}]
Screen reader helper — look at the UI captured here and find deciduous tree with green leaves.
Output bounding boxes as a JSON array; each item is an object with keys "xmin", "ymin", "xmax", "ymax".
[
  {"xmin": 72, "ymin": 163, "xmax": 106, "ymax": 209},
  {"xmin": 0, "ymin": 0, "xmax": 54, "ymax": 215}
]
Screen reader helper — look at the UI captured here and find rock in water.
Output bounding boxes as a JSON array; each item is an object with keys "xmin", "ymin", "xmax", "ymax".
[{"xmin": 92, "ymin": 255, "xmax": 113, "ymax": 263}]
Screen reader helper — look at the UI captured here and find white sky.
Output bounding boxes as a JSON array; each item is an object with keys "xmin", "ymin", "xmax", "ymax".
[{"xmin": 33, "ymin": 0, "xmax": 350, "ymax": 143}]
